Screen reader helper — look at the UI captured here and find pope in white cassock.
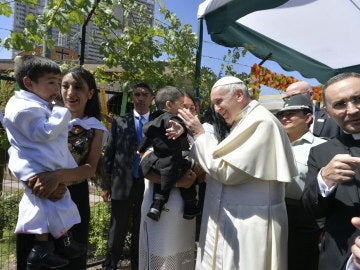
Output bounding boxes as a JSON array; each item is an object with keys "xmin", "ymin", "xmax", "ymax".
[{"xmin": 178, "ymin": 76, "xmax": 298, "ymax": 270}]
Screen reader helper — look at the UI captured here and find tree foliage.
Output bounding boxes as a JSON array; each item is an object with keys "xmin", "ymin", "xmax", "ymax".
[{"xmin": 0, "ymin": 0, "xmax": 247, "ymax": 107}]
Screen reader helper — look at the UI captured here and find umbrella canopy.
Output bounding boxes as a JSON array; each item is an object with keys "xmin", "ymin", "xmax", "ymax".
[{"xmin": 198, "ymin": 0, "xmax": 360, "ymax": 84}]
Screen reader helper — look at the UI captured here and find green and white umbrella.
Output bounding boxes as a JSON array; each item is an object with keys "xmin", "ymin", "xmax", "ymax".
[{"xmin": 197, "ymin": 0, "xmax": 360, "ymax": 84}]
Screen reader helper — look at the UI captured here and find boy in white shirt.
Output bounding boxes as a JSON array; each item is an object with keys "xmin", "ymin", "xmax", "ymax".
[{"xmin": 3, "ymin": 55, "xmax": 85, "ymax": 269}]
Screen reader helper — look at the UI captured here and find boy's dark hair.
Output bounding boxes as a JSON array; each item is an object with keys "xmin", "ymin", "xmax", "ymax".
[
  {"xmin": 155, "ymin": 86, "xmax": 184, "ymax": 110},
  {"xmin": 14, "ymin": 55, "xmax": 61, "ymax": 91},
  {"xmin": 62, "ymin": 66, "xmax": 101, "ymax": 120}
]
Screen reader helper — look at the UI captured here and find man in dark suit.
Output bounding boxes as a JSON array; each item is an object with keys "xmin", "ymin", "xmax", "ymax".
[
  {"xmin": 101, "ymin": 83, "xmax": 154, "ymax": 270},
  {"xmin": 285, "ymin": 81, "xmax": 341, "ymax": 139},
  {"xmin": 302, "ymin": 72, "xmax": 360, "ymax": 270}
]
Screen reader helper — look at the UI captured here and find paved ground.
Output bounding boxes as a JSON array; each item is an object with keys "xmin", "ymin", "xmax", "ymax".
[
  {"xmin": 0, "ymin": 260, "xmax": 131, "ymax": 270},
  {"xmin": 87, "ymin": 260, "xmax": 131, "ymax": 270}
]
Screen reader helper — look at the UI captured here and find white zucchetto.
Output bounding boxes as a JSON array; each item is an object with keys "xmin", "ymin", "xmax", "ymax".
[{"xmin": 212, "ymin": 76, "xmax": 244, "ymax": 88}]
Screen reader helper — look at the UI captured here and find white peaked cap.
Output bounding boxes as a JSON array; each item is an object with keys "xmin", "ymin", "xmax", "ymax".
[{"xmin": 212, "ymin": 76, "xmax": 244, "ymax": 88}]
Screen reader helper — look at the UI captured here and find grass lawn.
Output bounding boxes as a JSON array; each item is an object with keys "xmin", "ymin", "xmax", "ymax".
[{"xmin": 0, "ymin": 228, "xmax": 16, "ymax": 269}]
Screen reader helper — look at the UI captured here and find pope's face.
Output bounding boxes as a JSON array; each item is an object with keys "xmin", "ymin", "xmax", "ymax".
[
  {"xmin": 211, "ymin": 87, "xmax": 242, "ymax": 126},
  {"xmin": 324, "ymin": 77, "xmax": 360, "ymax": 134}
]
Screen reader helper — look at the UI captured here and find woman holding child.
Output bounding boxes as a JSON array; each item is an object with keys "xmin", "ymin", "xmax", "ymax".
[
  {"xmin": 16, "ymin": 65, "xmax": 107, "ymax": 270},
  {"xmin": 138, "ymin": 89, "xmax": 202, "ymax": 270}
]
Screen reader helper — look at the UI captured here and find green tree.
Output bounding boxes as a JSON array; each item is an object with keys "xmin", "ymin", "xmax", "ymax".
[
  {"xmin": 1, "ymin": 0, "xmax": 250, "ymax": 105},
  {"xmin": 0, "ymin": 77, "xmax": 13, "ymax": 192},
  {"xmin": 2, "ymin": 1, "xmax": 204, "ymax": 89}
]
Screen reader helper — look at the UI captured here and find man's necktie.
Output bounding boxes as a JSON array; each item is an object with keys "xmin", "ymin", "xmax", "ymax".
[
  {"xmin": 136, "ymin": 115, "xmax": 144, "ymax": 143},
  {"xmin": 133, "ymin": 115, "xmax": 144, "ymax": 178}
]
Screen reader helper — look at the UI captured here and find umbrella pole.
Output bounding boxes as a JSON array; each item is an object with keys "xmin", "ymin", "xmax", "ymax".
[
  {"xmin": 259, "ymin": 53, "xmax": 272, "ymax": 66},
  {"xmin": 194, "ymin": 18, "xmax": 203, "ymax": 101}
]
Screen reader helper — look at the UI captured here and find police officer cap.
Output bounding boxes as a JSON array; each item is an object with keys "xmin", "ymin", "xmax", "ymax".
[{"xmin": 278, "ymin": 94, "xmax": 313, "ymax": 114}]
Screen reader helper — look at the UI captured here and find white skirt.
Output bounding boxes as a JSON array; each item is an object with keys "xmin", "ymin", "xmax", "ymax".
[{"xmin": 139, "ymin": 179, "xmax": 196, "ymax": 270}]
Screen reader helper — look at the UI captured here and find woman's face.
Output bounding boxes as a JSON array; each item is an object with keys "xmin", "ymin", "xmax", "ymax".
[
  {"xmin": 61, "ymin": 73, "xmax": 94, "ymax": 118},
  {"xmin": 183, "ymin": 96, "xmax": 197, "ymax": 116}
]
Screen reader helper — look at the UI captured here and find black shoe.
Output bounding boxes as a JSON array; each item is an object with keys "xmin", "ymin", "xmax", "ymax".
[
  {"xmin": 147, "ymin": 198, "xmax": 165, "ymax": 221},
  {"xmin": 27, "ymin": 240, "xmax": 68, "ymax": 269},
  {"xmin": 183, "ymin": 200, "xmax": 202, "ymax": 220},
  {"xmin": 55, "ymin": 231, "xmax": 86, "ymax": 259}
]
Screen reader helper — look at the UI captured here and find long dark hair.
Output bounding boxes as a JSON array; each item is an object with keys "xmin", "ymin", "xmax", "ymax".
[
  {"xmin": 62, "ymin": 66, "xmax": 101, "ymax": 120},
  {"xmin": 201, "ymin": 104, "xmax": 230, "ymax": 142}
]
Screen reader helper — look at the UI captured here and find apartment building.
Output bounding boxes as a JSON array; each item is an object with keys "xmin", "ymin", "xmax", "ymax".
[{"xmin": 12, "ymin": 0, "xmax": 155, "ymax": 62}]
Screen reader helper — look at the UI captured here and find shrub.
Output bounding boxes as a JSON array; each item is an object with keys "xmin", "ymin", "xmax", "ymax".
[
  {"xmin": 0, "ymin": 189, "xmax": 22, "ymax": 239},
  {"xmin": 88, "ymin": 200, "xmax": 132, "ymax": 260},
  {"xmin": 0, "ymin": 189, "xmax": 22, "ymax": 269},
  {"xmin": 88, "ymin": 201, "xmax": 111, "ymax": 258}
]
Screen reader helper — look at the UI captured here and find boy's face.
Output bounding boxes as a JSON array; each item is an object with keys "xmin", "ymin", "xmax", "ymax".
[
  {"xmin": 24, "ymin": 73, "xmax": 61, "ymax": 102},
  {"xmin": 167, "ymin": 96, "xmax": 184, "ymax": 115}
]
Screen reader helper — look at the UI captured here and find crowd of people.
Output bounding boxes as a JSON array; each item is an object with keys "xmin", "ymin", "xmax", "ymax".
[{"xmin": 2, "ymin": 54, "xmax": 360, "ymax": 270}]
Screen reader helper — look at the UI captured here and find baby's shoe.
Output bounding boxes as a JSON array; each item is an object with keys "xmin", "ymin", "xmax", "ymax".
[
  {"xmin": 147, "ymin": 194, "xmax": 166, "ymax": 221},
  {"xmin": 55, "ymin": 231, "xmax": 86, "ymax": 259},
  {"xmin": 27, "ymin": 240, "xmax": 68, "ymax": 269}
]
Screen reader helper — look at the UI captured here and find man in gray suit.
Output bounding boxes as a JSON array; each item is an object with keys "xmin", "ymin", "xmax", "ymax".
[
  {"xmin": 101, "ymin": 83, "xmax": 154, "ymax": 270},
  {"xmin": 285, "ymin": 81, "xmax": 341, "ymax": 139}
]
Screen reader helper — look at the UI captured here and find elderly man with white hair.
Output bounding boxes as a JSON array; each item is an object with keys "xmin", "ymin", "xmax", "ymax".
[{"xmin": 178, "ymin": 76, "xmax": 297, "ymax": 270}]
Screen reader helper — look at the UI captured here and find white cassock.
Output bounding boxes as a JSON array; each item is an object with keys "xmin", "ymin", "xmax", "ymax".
[{"xmin": 193, "ymin": 100, "xmax": 297, "ymax": 270}]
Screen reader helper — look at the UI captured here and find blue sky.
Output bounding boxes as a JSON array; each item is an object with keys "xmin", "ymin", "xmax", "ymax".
[
  {"xmin": 159, "ymin": 0, "xmax": 320, "ymax": 95},
  {"xmin": 0, "ymin": 13, "xmax": 12, "ymax": 59},
  {"xmin": 159, "ymin": 0, "xmax": 252, "ymax": 76},
  {"xmin": 0, "ymin": 1, "xmax": 319, "ymax": 95}
]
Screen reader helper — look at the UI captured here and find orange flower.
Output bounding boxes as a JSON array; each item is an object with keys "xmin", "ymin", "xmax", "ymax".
[{"xmin": 249, "ymin": 64, "xmax": 323, "ymax": 101}]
